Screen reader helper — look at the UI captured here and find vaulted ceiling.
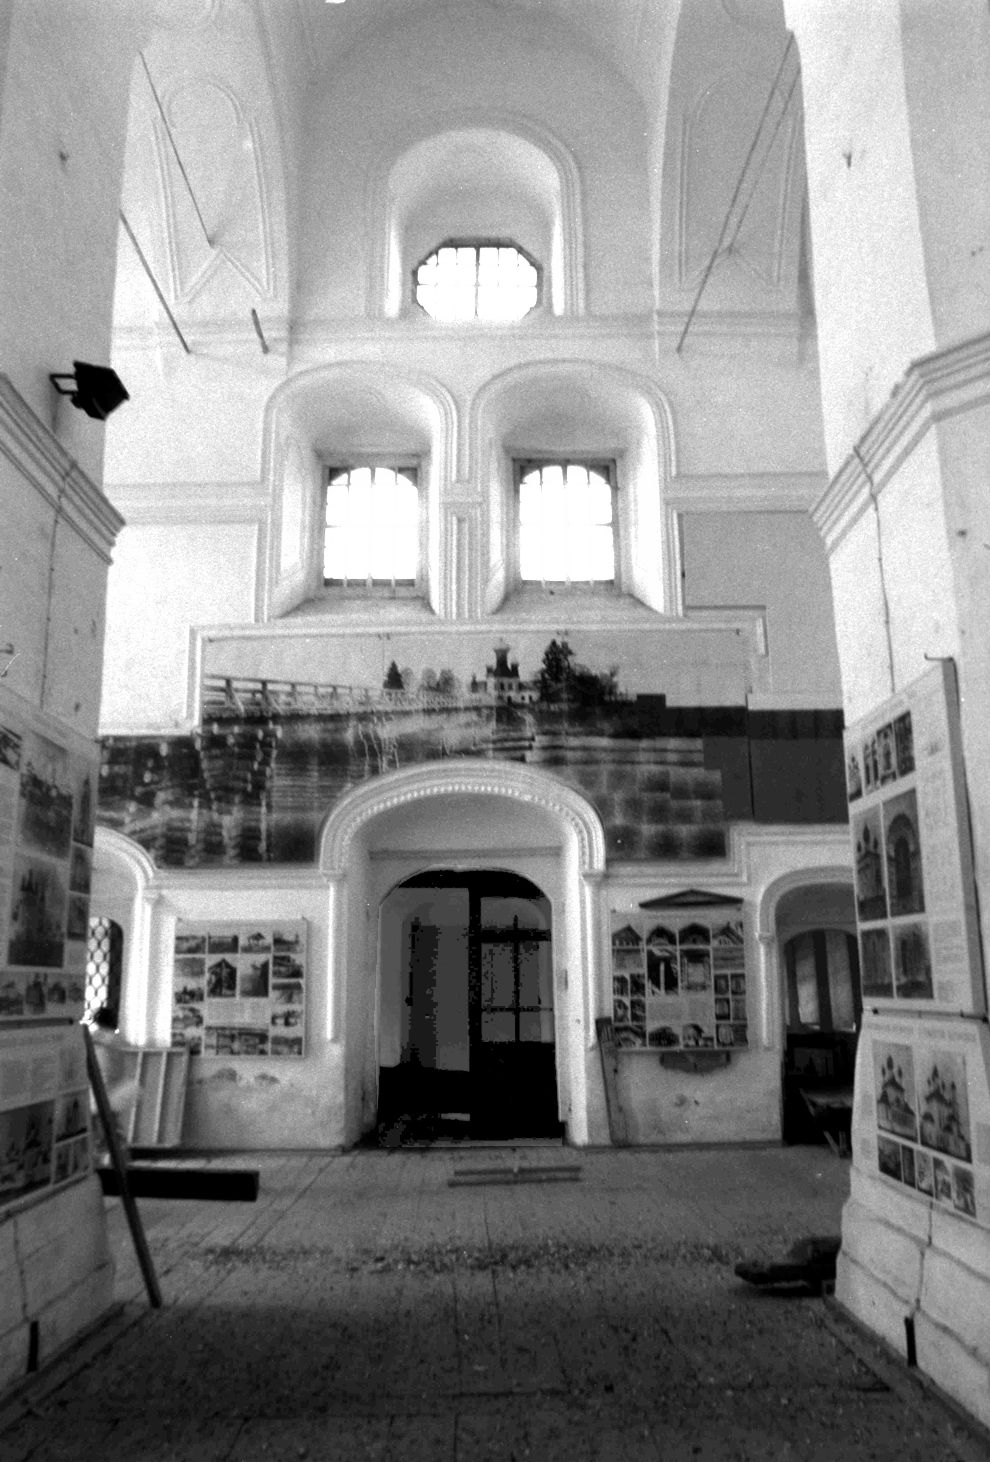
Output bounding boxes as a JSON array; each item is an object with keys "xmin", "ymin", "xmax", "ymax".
[{"xmin": 113, "ymin": 0, "xmax": 806, "ymax": 338}]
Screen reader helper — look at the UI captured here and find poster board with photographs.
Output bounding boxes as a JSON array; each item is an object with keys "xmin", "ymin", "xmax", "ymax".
[
  {"xmin": 0, "ymin": 1024, "xmax": 91, "ymax": 1211},
  {"xmin": 861, "ymin": 1011, "xmax": 990, "ymax": 1231},
  {"xmin": 172, "ymin": 921, "xmax": 307, "ymax": 1057},
  {"xmin": 609, "ymin": 895, "xmax": 748, "ymax": 1052},
  {"xmin": 845, "ymin": 660, "xmax": 985, "ymax": 1015},
  {"xmin": 0, "ymin": 687, "xmax": 95, "ymax": 1026}
]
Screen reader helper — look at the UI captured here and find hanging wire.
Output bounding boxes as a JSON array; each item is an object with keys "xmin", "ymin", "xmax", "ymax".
[{"xmin": 676, "ymin": 32, "xmax": 796, "ymax": 354}]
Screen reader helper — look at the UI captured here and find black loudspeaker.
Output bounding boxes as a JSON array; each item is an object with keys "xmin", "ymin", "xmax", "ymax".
[{"xmin": 50, "ymin": 361, "xmax": 130, "ymax": 420}]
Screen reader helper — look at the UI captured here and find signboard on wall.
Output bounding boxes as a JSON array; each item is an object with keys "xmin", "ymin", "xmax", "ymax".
[
  {"xmin": 844, "ymin": 660, "xmax": 985, "ymax": 1015},
  {"xmin": 0, "ymin": 1024, "xmax": 91, "ymax": 1210},
  {"xmin": 608, "ymin": 892, "xmax": 748, "ymax": 1052},
  {"xmin": 171, "ymin": 921, "xmax": 307, "ymax": 1057},
  {"xmin": 858, "ymin": 1011, "xmax": 990, "ymax": 1231},
  {"xmin": 0, "ymin": 686, "xmax": 93, "ymax": 1026}
]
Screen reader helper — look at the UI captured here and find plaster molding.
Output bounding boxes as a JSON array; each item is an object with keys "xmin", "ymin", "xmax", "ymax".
[
  {"xmin": 814, "ymin": 331, "xmax": 990, "ymax": 553},
  {"xmin": 94, "ymin": 826, "xmax": 158, "ymax": 893},
  {"xmin": 667, "ymin": 471, "xmax": 826, "ymax": 513},
  {"xmin": 0, "ymin": 376, "xmax": 124, "ymax": 563},
  {"xmin": 755, "ymin": 863, "xmax": 855, "ymax": 942},
  {"xmin": 108, "ymin": 480, "xmax": 269, "ymax": 524},
  {"xmin": 150, "ymin": 864, "xmax": 332, "ymax": 893},
  {"xmin": 318, "ymin": 759, "xmax": 607, "ymax": 878}
]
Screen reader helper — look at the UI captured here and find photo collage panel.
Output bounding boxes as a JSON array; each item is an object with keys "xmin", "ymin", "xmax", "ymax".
[
  {"xmin": 172, "ymin": 922, "xmax": 306, "ymax": 1057},
  {"xmin": 610, "ymin": 910, "xmax": 747, "ymax": 1052},
  {"xmin": 873, "ymin": 1038, "xmax": 979, "ymax": 1222},
  {"xmin": 848, "ymin": 704, "xmax": 932, "ymax": 1003},
  {"xmin": 0, "ymin": 1026, "xmax": 91, "ymax": 1211},
  {"xmin": 0, "ymin": 694, "xmax": 93, "ymax": 1025}
]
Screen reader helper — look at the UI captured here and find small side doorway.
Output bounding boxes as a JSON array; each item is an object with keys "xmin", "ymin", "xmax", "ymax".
[
  {"xmin": 781, "ymin": 927, "xmax": 861, "ymax": 1148},
  {"xmin": 379, "ymin": 870, "xmax": 561, "ymax": 1141}
]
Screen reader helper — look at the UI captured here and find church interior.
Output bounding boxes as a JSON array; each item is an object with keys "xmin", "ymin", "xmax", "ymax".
[{"xmin": 0, "ymin": 0, "xmax": 988, "ymax": 1435}]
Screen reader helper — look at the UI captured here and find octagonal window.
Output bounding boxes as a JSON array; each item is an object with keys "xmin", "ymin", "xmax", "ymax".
[{"xmin": 414, "ymin": 240, "xmax": 539, "ymax": 322}]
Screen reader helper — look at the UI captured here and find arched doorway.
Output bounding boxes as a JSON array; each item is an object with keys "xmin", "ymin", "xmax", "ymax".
[{"xmin": 378, "ymin": 869, "xmax": 559, "ymax": 1143}]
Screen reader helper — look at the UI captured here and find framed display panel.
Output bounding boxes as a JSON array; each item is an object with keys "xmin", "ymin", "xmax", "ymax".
[
  {"xmin": 609, "ymin": 892, "xmax": 747, "ymax": 1052},
  {"xmin": 0, "ymin": 1024, "xmax": 91, "ymax": 1211},
  {"xmin": 172, "ymin": 920, "xmax": 307, "ymax": 1057},
  {"xmin": 0, "ymin": 686, "xmax": 94, "ymax": 1025},
  {"xmin": 859, "ymin": 1010, "xmax": 990, "ymax": 1231},
  {"xmin": 845, "ymin": 660, "xmax": 985, "ymax": 1015}
]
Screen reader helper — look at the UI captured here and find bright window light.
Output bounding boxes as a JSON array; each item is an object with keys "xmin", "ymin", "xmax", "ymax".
[
  {"xmin": 324, "ymin": 466, "xmax": 418, "ymax": 588},
  {"xmin": 519, "ymin": 462, "xmax": 615, "ymax": 584},
  {"xmin": 415, "ymin": 242, "xmax": 539, "ymax": 322}
]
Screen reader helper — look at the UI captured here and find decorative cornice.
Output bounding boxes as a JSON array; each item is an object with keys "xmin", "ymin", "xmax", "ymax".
[
  {"xmin": 318, "ymin": 759, "xmax": 608, "ymax": 879},
  {"xmin": 0, "ymin": 376, "xmax": 124, "ymax": 561},
  {"xmin": 107, "ymin": 480, "xmax": 269, "ymax": 525},
  {"xmin": 813, "ymin": 332, "xmax": 990, "ymax": 553},
  {"xmin": 667, "ymin": 471, "xmax": 826, "ymax": 513}
]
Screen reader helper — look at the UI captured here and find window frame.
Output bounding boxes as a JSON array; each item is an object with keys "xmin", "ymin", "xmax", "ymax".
[
  {"xmin": 412, "ymin": 237, "xmax": 543, "ymax": 322},
  {"xmin": 321, "ymin": 459, "xmax": 425, "ymax": 597},
  {"xmin": 511, "ymin": 456, "xmax": 620, "ymax": 592}
]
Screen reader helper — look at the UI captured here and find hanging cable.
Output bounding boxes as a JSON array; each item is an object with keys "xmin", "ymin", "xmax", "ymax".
[
  {"xmin": 139, "ymin": 51, "xmax": 213, "ymax": 247},
  {"xmin": 119, "ymin": 211, "xmax": 192, "ymax": 354},
  {"xmin": 676, "ymin": 32, "xmax": 796, "ymax": 354},
  {"xmin": 720, "ymin": 64, "xmax": 800, "ymax": 267},
  {"xmin": 853, "ymin": 444, "xmax": 896, "ymax": 696}
]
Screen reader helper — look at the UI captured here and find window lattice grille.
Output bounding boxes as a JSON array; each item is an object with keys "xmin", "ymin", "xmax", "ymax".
[{"xmin": 85, "ymin": 917, "xmax": 123, "ymax": 1025}]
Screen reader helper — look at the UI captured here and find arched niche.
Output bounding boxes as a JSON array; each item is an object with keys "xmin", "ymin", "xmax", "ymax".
[
  {"xmin": 91, "ymin": 828, "xmax": 158, "ymax": 1044},
  {"xmin": 259, "ymin": 363, "xmax": 457, "ymax": 617},
  {"xmin": 317, "ymin": 760, "xmax": 607, "ymax": 1147},
  {"xmin": 376, "ymin": 123, "xmax": 584, "ymax": 320},
  {"xmin": 470, "ymin": 360, "xmax": 676, "ymax": 615}
]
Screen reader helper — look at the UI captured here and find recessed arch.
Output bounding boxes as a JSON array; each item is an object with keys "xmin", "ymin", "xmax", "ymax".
[{"xmin": 366, "ymin": 113, "xmax": 586, "ymax": 320}]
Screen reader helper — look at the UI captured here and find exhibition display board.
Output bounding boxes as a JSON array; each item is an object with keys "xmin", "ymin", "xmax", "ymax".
[
  {"xmin": 0, "ymin": 686, "xmax": 95, "ymax": 1025},
  {"xmin": 171, "ymin": 920, "xmax": 307, "ymax": 1057},
  {"xmin": 0, "ymin": 1024, "xmax": 90, "ymax": 1210},
  {"xmin": 845, "ymin": 660, "xmax": 985, "ymax": 1014},
  {"xmin": 609, "ymin": 892, "xmax": 747, "ymax": 1051}
]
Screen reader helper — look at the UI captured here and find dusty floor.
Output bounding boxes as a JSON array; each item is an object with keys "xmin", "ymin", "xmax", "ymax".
[{"xmin": 0, "ymin": 1145, "xmax": 985, "ymax": 1461}]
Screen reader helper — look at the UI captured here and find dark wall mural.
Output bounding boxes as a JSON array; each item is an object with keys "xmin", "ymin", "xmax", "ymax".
[{"xmin": 97, "ymin": 638, "xmax": 847, "ymax": 869}]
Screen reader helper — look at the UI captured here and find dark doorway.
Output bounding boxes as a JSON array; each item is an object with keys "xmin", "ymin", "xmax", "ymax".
[
  {"xmin": 378, "ymin": 870, "xmax": 561, "ymax": 1142},
  {"xmin": 781, "ymin": 928, "xmax": 860, "ymax": 1149}
]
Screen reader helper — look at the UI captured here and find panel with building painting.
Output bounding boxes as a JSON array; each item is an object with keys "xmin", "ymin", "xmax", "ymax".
[
  {"xmin": 172, "ymin": 921, "xmax": 307, "ymax": 1057},
  {"xmin": 609, "ymin": 895, "xmax": 747, "ymax": 1051},
  {"xmin": 0, "ymin": 1025, "xmax": 91, "ymax": 1211},
  {"xmin": 0, "ymin": 688, "xmax": 93, "ymax": 1025},
  {"xmin": 845, "ymin": 661, "xmax": 985, "ymax": 1015}
]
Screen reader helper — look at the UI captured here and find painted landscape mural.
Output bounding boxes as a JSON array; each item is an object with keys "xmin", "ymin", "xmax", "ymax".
[{"xmin": 98, "ymin": 632, "xmax": 746, "ymax": 867}]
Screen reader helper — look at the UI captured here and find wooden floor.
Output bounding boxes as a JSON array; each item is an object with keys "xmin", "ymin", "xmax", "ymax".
[{"xmin": 1, "ymin": 1146, "xmax": 984, "ymax": 1461}]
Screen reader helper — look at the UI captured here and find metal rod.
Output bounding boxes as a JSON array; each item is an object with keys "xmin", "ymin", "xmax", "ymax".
[
  {"xmin": 119, "ymin": 210, "xmax": 192, "ymax": 354},
  {"xmin": 721, "ymin": 66, "xmax": 800, "ymax": 264},
  {"xmin": 251, "ymin": 308, "xmax": 270, "ymax": 354},
  {"xmin": 139, "ymin": 51, "xmax": 213, "ymax": 247},
  {"xmin": 676, "ymin": 33, "xmax": 796, "ymax": 355}
]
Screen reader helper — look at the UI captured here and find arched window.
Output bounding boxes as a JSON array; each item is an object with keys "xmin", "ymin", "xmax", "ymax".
[
  {"xmin": 85, "ymin": 916, "xmax": 124, "ymax": 1025},
  {"xmin": 414, "ymin": 241, "xmax": 539, "ymax": 322},
  {"xmin": 516, "ymin": 460, "xmax": 616, "ymax": 586},
  {"xmin": 324, "ymin": 464, "xmax": 421, "ymax": 591}
]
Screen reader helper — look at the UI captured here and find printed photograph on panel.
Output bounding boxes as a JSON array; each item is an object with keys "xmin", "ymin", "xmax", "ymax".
[
  {"xmin": 894, "ymin": 712, "xmax": 915, "ymax": 777},
  {"xmin": 8, "ymin": 854, "xmax": 66, "ymax": 967},
  {"xmin": 862, "ymin": 734, "xmax": 880, "ymax": 794},
  {"xmin": 915, "ymin": 1148, "xmax": 934, "ymax": 1196},
  {"xmin": 860, "ymin": 928, "xmax": 894, "ymax": 999},
  {"xmin": 680, "ymin": 950, "xmax": 711, "ymax": 992},
  {"xmin": 71, "ymin": 764, "xmax": 95, "ymax": 848},
  {"xmin": 0, "ymin": 720, "xmax": 22, "ymax": 772},
  {"xmin": 952, "ymin": 1165, "xmax": 976, "ymax": 1218},
  {"xmin": 846, "ymin": 748, "xmax": 862, "ymax": 803},
  {"xmin": 883, "ymin": 789, "xmax": 925, "ymax": 916},
  {"xmin": 69, "ymin": 846, "xmax": 91, "ymax": 895},
  {"xmin": 19, "ymin": 732, "xmax": 73, "ymax": 858},
  {"xmin": 874, "ymin": 1042, "xmax": 918, "ymax": 1141},
  {"xmin": 240, "ymin": 930, "xmax": 271, "ymax": 954},
  {"xmin": 918, "ymin": 1049, "xmax": 972, "ymax": 1162},
  {"xmin": 853, "ymin": 806, "xmax": 887, "ymax": 921},
  {"xmin": 933, "ymin": 1156, "xmax": 953, "ymax": 1203},
  {"xmin": 877, "ymin": 1135, "xmax": 903, "ymax": 1181},
  {"xmin": 239, "ymin": 958, "xmax": 270, "ymax": 998},
  {"xmin": 175, "ymin": 933, "xmax": 206, "ymax": 955},
  {"xmin": 877, "ymin": 723, "xmax": 896, "ymax": 784},
  {"xmin": 206, "ymin": 958, "xmax": 237, "ymax": 997},
  {"xmin": 647, "ymin": 1024, "xmax": 680, "ymax": 1048},
  {"xmin": 891, "ymin": 922, "xmax": 933, "ymax": 1001},
  {"xmin": 900, "ymin": 1144, "xmax": 917, "ymax": 1188}
]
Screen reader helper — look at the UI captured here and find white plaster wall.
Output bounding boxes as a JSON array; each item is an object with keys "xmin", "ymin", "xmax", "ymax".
[
  {"xmin": 682, "ymin": 511, "xmax": 841, "ymax": 701},
  {"xmin": 102, "ymin": 522, "xmax": 259, "ymax": 731},
  {"xmin": 786, "ymin": 0, "xmax": 936, "ymax": 474},
  {"xmin": 152, "ymin": 875, "xmax": 341, "ymax": 1151}
]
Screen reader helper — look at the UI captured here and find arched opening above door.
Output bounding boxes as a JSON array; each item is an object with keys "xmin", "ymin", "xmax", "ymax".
[{"xmin": 377, "ymin": 869, "xmax": 560, "ymax": 1146}]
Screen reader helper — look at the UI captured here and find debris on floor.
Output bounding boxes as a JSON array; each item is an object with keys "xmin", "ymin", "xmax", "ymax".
[{"xmin": 734, "ymin": 1233, "xmax": 841, "ymax": 1292}]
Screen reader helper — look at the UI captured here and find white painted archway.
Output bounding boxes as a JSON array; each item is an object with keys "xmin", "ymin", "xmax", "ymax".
[{"xmin": 318, "ymin": 759, "xmax": 607, "ymax": 1146}]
